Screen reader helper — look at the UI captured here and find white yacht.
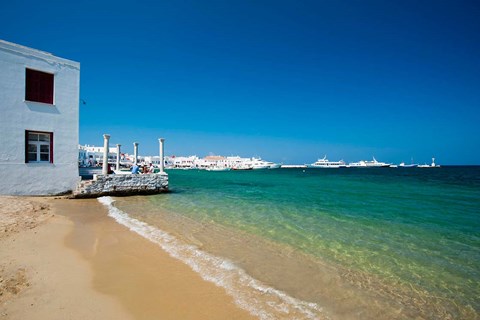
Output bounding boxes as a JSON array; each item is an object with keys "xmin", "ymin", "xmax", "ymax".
[
  {"xmin": 364, "ymin": 157, "xmax": 391, "ymax": 167},
  {"xmin": 267, "ymin": 162, "xmax": 282, "ymax": 169},
  {"xmin": 309, "ymin": 156, "xmax": 347, "ymax": 168},
  {"xmin": 248, "ymin": 158, "xmax": 272, "ymax": 170}
]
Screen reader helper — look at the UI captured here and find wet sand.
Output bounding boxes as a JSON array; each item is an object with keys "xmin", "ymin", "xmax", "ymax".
[{"xmin": 0, "ymin": 196, "xmax": 255, "ymax": 320}]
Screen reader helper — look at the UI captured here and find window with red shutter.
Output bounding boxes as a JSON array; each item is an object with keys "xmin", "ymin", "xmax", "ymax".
[{"xmin": 25, "ymin": 69, "xmax": 54, "ymax": 104}]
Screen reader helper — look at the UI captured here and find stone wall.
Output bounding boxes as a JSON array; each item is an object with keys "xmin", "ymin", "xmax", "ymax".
[{"xmin": 73, "ymin": 173, "xmax": 168, "ymax": 198}]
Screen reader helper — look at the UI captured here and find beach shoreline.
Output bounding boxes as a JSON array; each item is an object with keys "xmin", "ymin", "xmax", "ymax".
[{"xmin": 0, "ymin": 196, "xmax": 255, "ymax": 320}]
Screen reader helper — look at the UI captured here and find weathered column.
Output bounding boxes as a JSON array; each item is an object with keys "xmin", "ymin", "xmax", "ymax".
[
  {"xmin": 133, "ymin": 142, "xmax": 139, "ymax": 164},
  {"xmin": 158, "ymin": 138, "xmax": 165, "ymax": 173},
  {"xmin": 116, "ymin": 144, "xmax": 121, "ymax": 171},
  {"xmin": 102, "ymin": 134, "xmax": 110, "ymax": 175}
]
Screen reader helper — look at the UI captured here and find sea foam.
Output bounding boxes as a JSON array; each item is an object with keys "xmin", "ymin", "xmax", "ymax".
[{"xmin": 98, "ymin": 196, "xmax": 328, "ymax": 320}]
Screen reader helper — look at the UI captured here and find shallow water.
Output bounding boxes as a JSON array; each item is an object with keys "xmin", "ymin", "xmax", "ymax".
[{"xmin": 107, "ymin": 167, "xmax": 480, "ymax": 319}]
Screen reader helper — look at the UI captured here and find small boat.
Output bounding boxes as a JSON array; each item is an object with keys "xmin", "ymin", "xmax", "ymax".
[
  {"xmin": 309, "ymin": 156, "xmax": 347, "ymax": 168},
  {"xmin": 418, "ymin": 158, "xmax": 440, "ymax": 168},
  {"xmin": 399, "ymin": 162, "xmax": 418, "ymax": 168},
  {"xmin": 399, "ymin": 158, "xmax": 418, "ymax": 168},
  {"xmin": 205, "ymin": 166, "xmax": 231, "ymax": 171}
]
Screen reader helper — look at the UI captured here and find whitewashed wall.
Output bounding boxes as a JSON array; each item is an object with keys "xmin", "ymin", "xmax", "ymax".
[{"xmin": 0, "ymin": 40, "xmax": 80, "ymax": 195}]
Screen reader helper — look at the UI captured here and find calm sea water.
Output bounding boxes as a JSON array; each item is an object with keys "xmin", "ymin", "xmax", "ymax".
[{"xmin": 103, "ymin": 167, "xmax": 480, "ymax": 319}]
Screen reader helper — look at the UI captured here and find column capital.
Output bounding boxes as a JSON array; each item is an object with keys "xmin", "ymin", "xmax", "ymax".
[
  {"xmin": 103, "ymin": 134, "xmax": 110, "ymax": 139},
  {"xmin": 133, "ymin": 142, "xmax": 139, "ymax": 146},
  {"xmin": 158, "ymin": 138, "xmax": 165, "ymax": 142},
  {"xmin": 116, "ymin": 143, "xmax": 121, "ymax": 147}
]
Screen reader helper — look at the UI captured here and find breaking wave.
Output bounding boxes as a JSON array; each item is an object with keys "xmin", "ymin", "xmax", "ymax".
[{"xmin": 98, "ymin": 196, "xmax": 328, "ymax": 320}]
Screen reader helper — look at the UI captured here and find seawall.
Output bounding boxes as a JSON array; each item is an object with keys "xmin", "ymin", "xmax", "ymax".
[{"xmin": 73, "ymin": 173, "xmax": 168, "ymax": 198}]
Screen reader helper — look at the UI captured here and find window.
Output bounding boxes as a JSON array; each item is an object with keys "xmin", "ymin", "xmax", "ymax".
[
  {"xmin": 25, "ymin": 68, "xmax": 54, "ymax": 104},
  {"xmin": 25, "ymin": 131, "xmax": 53, "ymax": 163}
]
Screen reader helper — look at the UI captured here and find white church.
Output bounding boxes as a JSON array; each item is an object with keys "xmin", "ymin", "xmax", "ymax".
[{"xmin": 0, "ymin": 40, "xmax": 80, "ymax": 195}]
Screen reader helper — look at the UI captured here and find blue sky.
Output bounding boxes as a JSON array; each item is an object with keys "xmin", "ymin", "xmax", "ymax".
[{"xmin": 2, "ymin": 0, "xmax": 479, "ymax": 164}]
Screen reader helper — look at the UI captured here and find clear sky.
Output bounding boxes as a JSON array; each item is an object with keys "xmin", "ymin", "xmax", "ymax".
[{"xmin": 2, "ymin": 0, "xmax": 479, "ymax": 164}]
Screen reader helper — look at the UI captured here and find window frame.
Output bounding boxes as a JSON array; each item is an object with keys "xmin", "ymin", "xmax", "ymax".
[
  {"xmin": 25, "ymin": 130, "xmax": 54, "ymax": 164},
  {"xmin": 25, "ymin": 68, "xmax": 55, "ymax": 105}
]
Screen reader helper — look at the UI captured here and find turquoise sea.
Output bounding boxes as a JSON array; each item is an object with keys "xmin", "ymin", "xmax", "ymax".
[{"xmin": 102, "ymin": 167, "xmax": 480, "ymax": 319}]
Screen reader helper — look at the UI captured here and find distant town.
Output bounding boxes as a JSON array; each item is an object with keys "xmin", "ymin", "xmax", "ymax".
[{"xmin": 79, "ymin": 144, "xmax": 440, "ymax": 173}]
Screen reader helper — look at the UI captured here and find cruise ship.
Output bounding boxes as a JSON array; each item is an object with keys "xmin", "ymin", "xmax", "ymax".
[
  {"xmin": 308, "ymin": 156, "xmax": 347, "ymax": 168},
  {"xmin": 349, "ymin": 157, "xmax": 391, "ymax": 168}
]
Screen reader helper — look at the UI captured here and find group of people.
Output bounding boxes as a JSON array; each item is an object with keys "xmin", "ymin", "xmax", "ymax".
[{"xmin": 131, "ymin": 163, "xmax": 156, "ymax": 174}]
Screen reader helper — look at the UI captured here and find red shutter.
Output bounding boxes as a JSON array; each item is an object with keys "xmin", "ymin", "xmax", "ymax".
[
  {"xmin": 42, "ymin": 73, "xmax": 54, "ymax": 104},
  {"xmin": 25, "ymin": 69, "xmax": 54, "ymax": 104}
]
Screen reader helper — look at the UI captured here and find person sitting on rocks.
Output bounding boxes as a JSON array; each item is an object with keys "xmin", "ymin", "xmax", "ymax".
[
  {"xmin": 131, "ymin": 163, "xmax": 140, "ymax": 174},
  {"xmin": 148, "ymin": 163, "xmax": 155, "ymax": 173}
]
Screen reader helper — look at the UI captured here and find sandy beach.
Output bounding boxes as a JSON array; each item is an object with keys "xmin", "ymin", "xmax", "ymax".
[{"xmin": 0, "ymin": 196, "xmax": 255, "ymax": 320}]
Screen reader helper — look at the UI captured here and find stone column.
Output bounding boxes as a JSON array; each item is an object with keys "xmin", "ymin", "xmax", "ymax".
[
  {"xmin": 158, "ymin": 138, "xmax": 165, "ymax": 173},
  {"xmin": 102, "ymin": 134, "xmax": 110, "ymax": 175},
  {"xmin": 116, "ymin": 144, "xmax": 121, "ymax": 171},
  {"xmin": 133, "ymin": 142, "xmax": 139, "ymax": 164}
]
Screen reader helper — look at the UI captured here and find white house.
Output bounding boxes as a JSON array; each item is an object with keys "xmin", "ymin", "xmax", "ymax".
[
  {"xmin": 79, "ymin": 144, "xmax": 120, "ymax": 167},
  {"xmin": 0, "ymin": 40, "xmax": 80, "ymax": 195}
]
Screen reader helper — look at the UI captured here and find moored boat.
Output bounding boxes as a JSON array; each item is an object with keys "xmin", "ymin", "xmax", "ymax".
[
  {"xmin": 268, "ymin": 162, "xmax": 282, "ymax": 169},
  {"xmin": 308, "ymin": 156, "xmax": 347, "ymax": 168},
  {"xmin": 349, "ymin": 157, "xmax": 391, "ymax": 168},
  {"xmin": 248, "ymin": 158, "xmax": 272, "ymax": 170},
  {"xmin": 364, "ymin": 157, "xmax": 391, "ymax": 167}
]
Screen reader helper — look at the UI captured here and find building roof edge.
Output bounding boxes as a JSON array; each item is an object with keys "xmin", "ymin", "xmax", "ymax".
[{"xmin": 0, "ymin": 39, "xmax": 80, "ymax": 68}]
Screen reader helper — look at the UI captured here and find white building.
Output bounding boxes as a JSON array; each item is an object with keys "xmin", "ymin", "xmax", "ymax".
[
  {"xmin": 165, "ymin": 155, "xmax": 199, "ymax": 168},
  {"xmin": 0, "ymin": 40, "xmax": 80, "ymax": 195},
  {"xmin": 79, "ymin": 145, "xmax": 120, "ymax": 166}
]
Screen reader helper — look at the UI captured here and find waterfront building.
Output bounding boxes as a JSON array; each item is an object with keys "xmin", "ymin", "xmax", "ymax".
[
  {"xmin": 0, "ymin": 40, "xmax": 80, "ymax": 195},
  {"xmin": 199, "ymin": 155, "xmax": 228, "ymax": 168},
  {"xmin": 165, "ymin": 155, "xmax": 199, "ymax": 169},
  {"xmin": 79, "ymin": 144, "xmax": 121, "ymax": 166},
  {"xmin": 144, "ymin": 156, "xmax": 163, "ymax": 166}
]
